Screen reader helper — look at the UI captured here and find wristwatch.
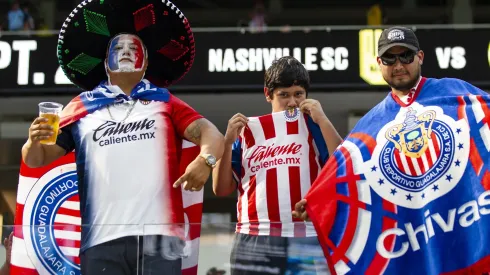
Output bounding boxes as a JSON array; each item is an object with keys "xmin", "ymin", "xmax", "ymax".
[{"xmin": 200, "ymin": 154, "xmax": 217, "ymax": 168}]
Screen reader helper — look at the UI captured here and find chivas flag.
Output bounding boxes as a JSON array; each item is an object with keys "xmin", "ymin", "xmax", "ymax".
[
  {"xmin": 305, "ymin": 77, "xmax": 490, "ymax": 274},
  {"xmin": 11, "ymin": 141, "xmax": 202, "ymax": 275}
]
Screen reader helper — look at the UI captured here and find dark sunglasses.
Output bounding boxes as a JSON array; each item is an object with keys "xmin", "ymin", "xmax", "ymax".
[{"xmin": 380, "ymin": 51, "xmax": 417, "ymax": 66}]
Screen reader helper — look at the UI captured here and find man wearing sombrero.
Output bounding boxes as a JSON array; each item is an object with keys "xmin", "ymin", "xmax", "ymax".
[{"xmin": 21, "ymin": 0, "xmax": 224, "ymax": 274}]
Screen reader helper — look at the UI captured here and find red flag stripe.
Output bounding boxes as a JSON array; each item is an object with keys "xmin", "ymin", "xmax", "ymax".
[
  {"xmin": 331, "ymin": 147, "xmax": 364, "ymax": 263},
  {"xmin": 424, "ymin": 142, "xmax": 434, "ymax": 167},
  {"xmin": 55, "ymin": 238, "xmax": 81, "ymax": 248},
  {"xmin": 432, "ymin": 132, "xmax": 441, "ymax": 157},
  {"xmin": 14, "ymin": 203, "xmax": 25, "ymax": 239},
  {"xmin": 482, "ymin": 171, "xmax": 490, "ymax": 190},
  {"xmin": 393, "ymin": 150, "xmax": 407, "ymax": 174},
  {"xmin": 365, "ymin": 216, "xmax": 398, "ymax": 275},
  {"xmin": 416, "ymin": 157, "xmax": 426, "ymax": 174},
  {"xmin": 20, "ymin": 154, "xmax": 76, "ymax": 178},
  {"xmin": 469, "ymin": 138, "xmax": 484, "ymax": 176},
  {"xmin": 457, "ymin": 96, "xmax": 468, "ymax": 121},
  {"xmin": 348, "ymin": 133, "xmax": 377, "ymax": 155},
  {"xmin": 477, "ymin": 95, "xmax": 490, "ymax": 125},
  {"xmin": 53, "ymin": 223, "xmax": 82, "ymax": 232},
  {"xmin": 66, "ymin": 194, "xmax": 80, "ymax": 202},
  {"xmin": 185, "ymin": 203, "xmax": 203, "ymax": 241},
  {"xmin": 10, "ymin": 265, "xmax": 39, "ymax": 275},
  {"xmin": 55, "ymin": 207, "xmax": 81, "ymax": 218}
]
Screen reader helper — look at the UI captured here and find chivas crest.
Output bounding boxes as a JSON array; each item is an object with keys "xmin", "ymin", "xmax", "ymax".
[{"xmin": 386, "ymin": 108, "xmax": 435, "ymax": 158}]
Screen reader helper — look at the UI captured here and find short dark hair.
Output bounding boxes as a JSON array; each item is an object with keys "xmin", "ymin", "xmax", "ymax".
[{"xmin": 264, "ymin": 56, "xmax": 310, "ymax": 98}]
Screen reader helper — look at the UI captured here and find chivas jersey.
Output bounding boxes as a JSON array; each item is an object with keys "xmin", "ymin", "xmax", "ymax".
[
  {"xmin": 56, "ymin": 95, "xmax": 202, "ymax": 252},
  {"xmin": 232, "ymin": 108, "xmax": 329, "ymax": 237}
]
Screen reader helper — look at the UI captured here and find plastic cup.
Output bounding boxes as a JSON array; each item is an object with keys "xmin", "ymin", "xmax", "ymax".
[{"xmin": 38, "ymin": 102, "xmax": 63, "ymax": 145}]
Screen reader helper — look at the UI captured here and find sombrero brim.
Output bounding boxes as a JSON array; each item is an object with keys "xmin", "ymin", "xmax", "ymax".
[{"xmin": 57, "ymin": 0, "xmax": 195, "ymax": 91}]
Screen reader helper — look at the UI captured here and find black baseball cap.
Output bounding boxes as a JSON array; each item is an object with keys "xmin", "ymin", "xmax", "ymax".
[{"xmin": 378, "ymin": 26, "xmax": 420, "ymax": 56}]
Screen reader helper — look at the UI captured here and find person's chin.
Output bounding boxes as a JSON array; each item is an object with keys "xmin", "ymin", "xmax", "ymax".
[{"xmin": 117, "ymin": 66, "xmax": 137, "ymax": 73}]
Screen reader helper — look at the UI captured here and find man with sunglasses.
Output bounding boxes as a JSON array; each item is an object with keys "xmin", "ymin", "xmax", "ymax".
[
  {"xmin": 377, "ymin": 26, "xmax": 424, "ymax": 105},
  {"xmin": 292, "ymin": 26, "xmax": 490, "ymax": 275}
]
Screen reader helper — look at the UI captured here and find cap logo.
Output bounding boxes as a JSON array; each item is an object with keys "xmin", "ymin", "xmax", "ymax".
[{"xmin": 387, "ymin": 29, "xmax": 405, "ymax": 41}]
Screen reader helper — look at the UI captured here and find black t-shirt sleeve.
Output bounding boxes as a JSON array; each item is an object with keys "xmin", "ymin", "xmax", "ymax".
[{"xmin": 56, "ymin": 125, "xmax": 76, "ymax": 154}]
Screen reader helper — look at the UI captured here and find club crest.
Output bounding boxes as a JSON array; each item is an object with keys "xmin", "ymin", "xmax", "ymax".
[
  {"xmin": 284, "ymin": 108, "xmax": 300, "ymax": 122},
  {"xmin": 365, "ymin": 104, "xmax": 470, "ymax": 209}
]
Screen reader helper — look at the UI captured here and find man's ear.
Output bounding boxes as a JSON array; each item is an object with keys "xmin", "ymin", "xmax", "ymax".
[
  {"xmin": 264, "ymin": 87, "xmax": 272, "ymax": 102},
  {"xmin": 417, "ymin": 50, "xmax": 424, "ymax": 65}
]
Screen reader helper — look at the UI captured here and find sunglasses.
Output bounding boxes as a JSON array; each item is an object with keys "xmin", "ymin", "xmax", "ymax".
[{"xmin": 380, "ymin": 51, "xmax": 417, "ymax": 66}]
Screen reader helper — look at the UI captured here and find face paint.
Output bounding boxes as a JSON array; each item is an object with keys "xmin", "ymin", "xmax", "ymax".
[{"xmin": 107, "ymin": 34, "xmax": 145, "ymax": 73}]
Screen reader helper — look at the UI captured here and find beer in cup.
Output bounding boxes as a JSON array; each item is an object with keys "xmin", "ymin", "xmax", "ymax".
[{"xmin": 38, "ymin": 102, "xmax": 63, "ymax": 145}]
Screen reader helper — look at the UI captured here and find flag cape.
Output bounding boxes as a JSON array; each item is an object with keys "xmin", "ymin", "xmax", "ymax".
[{"xmin": 305, "ymin": 77, "xmax": 490, "ymax": 275}]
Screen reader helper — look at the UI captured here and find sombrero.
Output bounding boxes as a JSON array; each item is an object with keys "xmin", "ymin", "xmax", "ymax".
[{"xmin": 57, "ymin": 0, "xmax": 195, "ymax": 91}]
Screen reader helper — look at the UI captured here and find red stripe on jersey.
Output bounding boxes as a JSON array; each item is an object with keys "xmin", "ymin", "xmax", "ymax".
[
  {"xmin": 243, "ymin": 125, "xmax": 255, "ymax": 149},
  {"xmin": 286, "ymin": 120, "xmax": 299, "ymax": 135},
  {"xmin": 258, "ymin": 115, "xmax": 276, "ymax": 140},
  {"xmin": 288, "ymin": 166, "xmax": 305, "ymax": 237},
  {"xmin": 266, "ymin": 168, "xmax": 281, "ymax": 237},
  {"xmin": 237, "ymin": 179, "xmax": 245, "ymax": 228},
  {"xmin": 247, "ymin": 175, "xmax": 259, "ymax": 235}
]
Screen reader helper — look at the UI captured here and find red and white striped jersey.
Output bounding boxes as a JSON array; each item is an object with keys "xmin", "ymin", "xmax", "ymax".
[{"xmin": 231, "ymin": 108, "xmax": 329, "ymax": 237}]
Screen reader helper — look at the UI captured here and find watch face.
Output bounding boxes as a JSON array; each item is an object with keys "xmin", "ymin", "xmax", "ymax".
[{"xmin": 207, "ymin": 155, "xmax": 217, "ymax": 165}]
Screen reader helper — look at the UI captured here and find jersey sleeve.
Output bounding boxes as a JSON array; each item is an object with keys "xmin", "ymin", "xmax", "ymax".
[
  {"xmin": 169, "ymin": 94, "xmax": 204, "ymax": 138},
  {"xmin": 231, "ymin": 138, "xmax": 242, "ymax": 183},
  {"xmin": 306, "ymin": 116, "xmax": 329, "ymax": 166},
  {"xmin": 56, "ymin": 124, "xmax": 76, "ymax": 154}
]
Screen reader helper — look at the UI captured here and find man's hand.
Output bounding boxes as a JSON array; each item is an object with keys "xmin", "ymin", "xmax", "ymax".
[
  {"xmin": 28, "ymin": 117, "xmax": 60, "ymax": 144},
  {"xmin": 224, "ymin": 113, "xmax": 248, "ymax": 145},
  {"xmin": 299, "ymin": 99, "xmax": 328, "ymax": 124},
  {"xmin": 292, "ymin": 199, "xmax": 310, "ymax": 221},
  {"xmin": 173, "ymin": 156, "xmax": 212, "ymax": 191}
]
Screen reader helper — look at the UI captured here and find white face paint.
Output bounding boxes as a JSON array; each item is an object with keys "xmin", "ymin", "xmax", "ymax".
[{"xmin": 107, "ymin": 34, "xmax": 146, "ymax": 73}]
